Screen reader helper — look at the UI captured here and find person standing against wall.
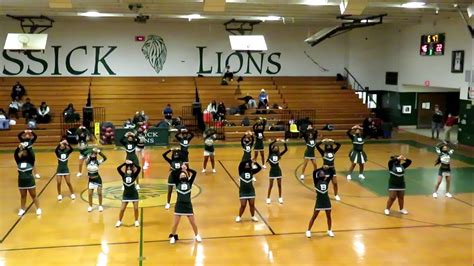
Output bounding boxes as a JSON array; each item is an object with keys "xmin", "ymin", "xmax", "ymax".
[
  {"xmin": 444, "ymin": 113, "xmax": 458, "ymax": 143},
  {"xmin": 431, "ymin": 105, "xmax": 443, "ymax": 139}
]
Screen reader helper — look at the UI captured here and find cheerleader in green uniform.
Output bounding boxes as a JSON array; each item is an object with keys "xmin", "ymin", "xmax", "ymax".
[
  {"xmin": 120, "ymin": 132, "xmax": 140, "ymax": 186},
  {"xmin": 115, "ymin": 160, "xmax": 141, "ymax": 228},
  {"xmin": 54, "ymin": 140, "xmax": 75, "ymax": 201},
  {"xmin": 202, "ymin": 128, "xmax": 217, "ymax": 173},
  {"xmin": 300, "ymin": 127, "xmax": 318, "ymax": 180},
  {"xmin": 86, "ymin": 148, "xmax": 107, "ymax": 212},
  {"xmin": 433, "ymin": 142, "xmax": 455, "ymax": 198},
  {"xmin": 241, "ymin": 132, "xmax": 254, "ymax": 162},
  {"xmin": 163, "ymin": 148, "xmax": 184, "ymax": 210},
  {"xmin": 252, "ymin": 119, "xmax": 266, "ymax": 167},
  {"xmin": 266, "ymin": 139, "xmax": 288, "ymax": 204},
  {"xmin": 18, "ymin": 130, "xmax": 40, "ymax": 179},
  {"xmin": 235, "ymin": 159, "xmax": 262, "ymax": 223},
  {"xmin": 175, "ymin": 129, "xmax": 194, "ymax": 165},
  {"xmin": 316, "ymin": 139, "xmax": 342, "ymax": 201},
  {"xmin": 346, "ymin": 125, "xmax": 367, "ymax": 180},
  {"xmin": 15, "ymin": 144, "xmax": 41, "ymax": 216},
  {"xmin": 169, "ymin": 165, "xmax": 201, "ymax": 244},
  {"xmin": 135, "ymin": 127, "xmax": 148, "ymax": 169},
  {"xmin": 306, "ymin": 166, "xmax": 334, "ymax": 238},
  {"xmin": 76, "ymin": 126, "xmax": 90, "ymax": 177},
  {"xmin": 385, "ymin": 155, "xmax": 412, "ymax": 215}
]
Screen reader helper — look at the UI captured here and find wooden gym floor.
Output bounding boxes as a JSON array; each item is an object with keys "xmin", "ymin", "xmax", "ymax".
[{"xmin": 0, "ymin": 131, "xmax": 472, "ymax": 265}]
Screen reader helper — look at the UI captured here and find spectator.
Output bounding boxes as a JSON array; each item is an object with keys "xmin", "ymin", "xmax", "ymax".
[
  {"xmin": 238, "ymin": 93, "xmax": 257, "ymax": 113},
  {"xmin": 257, "ymin": 89, "xmax": 269, "ymax": 114},
  {"xmin": 8, "ymin": 96, "xmax": 22, "ymax": 119},
  {"xmin": 36, "ymin": 102, "xmax": 51, "ymax": 124},
  {"xmin": 444, "ymin": 113, "xmax": 459, "ymax": 143},
  {"xmin": 206, "ymin": 100, "xmax": 218, "ymax": 120},
  {"xmin": 139, "ymin": 110, "xmax": 149, "ymax": 123},
  {"xmin": 22, "ymin": 98, "xmax": 36, "ymax": 120},
  {"xmin": 431, "ymin": 104, "xmax": 443, "ymax": 139},
  {"xmin": 0, "ymin": 108, "xmax": 10, "ymax": 130},
  {"xmin": 163, "ymin": 104, "xmax": 173, "ymax": 120},
  {"xmin": 221, "ymin": 65, "xmax": 233, "ymax": 85},
  {"xmin": 63, "ymin": 103, "xmax": 80, "ymax": 123},
  {"xmin": 11, "ymin": 81, "xmax": 26, "ymax": 100},
  {"xmin": 217, "ymin": 102, "xmax": 226, "ymax": 121}
]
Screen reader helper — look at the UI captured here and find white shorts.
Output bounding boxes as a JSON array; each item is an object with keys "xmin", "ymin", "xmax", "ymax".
[
  {"xmin": 204, "ymin": 150, "xmax": 214, "ymax": 156},
  {"xmin": 136, "ymin": 147, "xmax": 144, "ymax": 152},
  {"xmin": 88, "ymin": 182, "xmax": 101, "ymax": 190}
]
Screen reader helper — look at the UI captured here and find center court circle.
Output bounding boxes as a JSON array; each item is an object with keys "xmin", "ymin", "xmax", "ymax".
[{"xmin": 80, "ymin": 179, "xmax": 201, "ymax": 208}]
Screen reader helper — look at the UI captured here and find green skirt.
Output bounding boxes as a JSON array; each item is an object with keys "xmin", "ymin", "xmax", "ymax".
[
  {"xmin": 304, "ymin": 148, "xmax": 315, "ymax": 159},
  {"xmin": 123, "ymin": 187, "xmax": 139, "ymax": 201},
  {"xmin": 269, "ymin": 166, "xmax": 282, "ymax": 178},
  {"xmin": 239, "ymin": 181, "xmax": 256, "ymax": 199},
  {"xmin": 254, "ymin": 139, "xmax": 264, "ymax": 150},
  {"xmin": 56, "ymin": 162, "xmax": 70, "ymax": 175},
  {"xmin": 349, "ymin": 150, "xmax": 367, "ymax": 164},
  {"xmin": 315, "ymin": 194, "xmax": 331, "ymax": 210},
  {"xmin": 126, "ymin": 153, "xmax": 139, "ymax": 166},
  {"xmin": 175, "ymin": 201, "xmax": 193, "ymax": 215},
  {"xmin": 242, "ymin": 151, "xmax": 252, "ymax": 162},
  {"xmin": 388, "ymin": 177, "xmax": 405, "ymax": 191},
  {"xmin": 18, "ymin": 176, "xmax": 35, "ymax": 189}
]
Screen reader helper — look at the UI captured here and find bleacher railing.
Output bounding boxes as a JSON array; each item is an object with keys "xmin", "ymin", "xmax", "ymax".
[{"xmin": 343, "ymin": 68, "xmax": 377, "ymax": 109}]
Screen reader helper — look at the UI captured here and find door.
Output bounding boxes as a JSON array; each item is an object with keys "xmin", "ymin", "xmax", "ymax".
[{"xmin": 416, "ymin": 93, "xmax": 446, "ymax": 128}]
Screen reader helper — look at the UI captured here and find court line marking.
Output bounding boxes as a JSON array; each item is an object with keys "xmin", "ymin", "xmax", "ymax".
[
  {"xmin": 139, "ymin": 207, "xmax": 144, "ymax": 266},
  {"xmin": 452, "ymin": 197, "xmax": 474, "ymax": 207},
  {"xmin": 294, "ymin": 162, "xmax": 473, "ymax": 229},
  {"xmin": 218, "ymin": 160, "xmax": 276, "ymax": 235},
  {"xmin": 0, "ymin": 172, "xmax": 57, "ymax": 244},
  {"xmin": 1, "ymin": 222, "xmax": 472, "ymax": 252}
]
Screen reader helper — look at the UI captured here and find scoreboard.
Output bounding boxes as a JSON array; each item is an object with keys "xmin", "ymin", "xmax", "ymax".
[{"xmin": 420, "ymin": 33, "xmax": 445, "ymax": 56}]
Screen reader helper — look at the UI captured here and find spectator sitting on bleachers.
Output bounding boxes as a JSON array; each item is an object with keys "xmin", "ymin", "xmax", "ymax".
[
  {"xmin": 257, "ymin": 89, "xmax": 269, "ymax": 114},
  {"xmin": 11, "ymin": 81, "xmax": 26, "ymax": 100},
  {"xmin": 237, "ymin": 93, "xmax": 257, "ymax": 114},
  {"xmin": 123, "ymin": 119, "xmax": 136, "ymax": 129},
  {"xmin": 163, "ymin": 104, "xmax": 173, "ymax": 120},
  {"xmin": 22, "ymin": 98, "xmax": 36, "ymax": 120},
  {"xmin": 0, "ymin": 108, "xmax": 10, "ymax": 130},
  {"xmin": 36, "ymin": 102, "xmax": 51, "ymax": 124},
  {"xmin": 217, "ymin": 102, "xmax": 226, "ymax": 121},
  {"xmin": 221, "ymin": 65, "xmax": 233, "ymax": 85},
  {"xmin": 363, "ymin": 112, "xmax": 381, "ymax": 139},
  {"xmin": 63, "ymin": 103, "xmax": 80, "ymax": 123},
  {"xmin": 206, "ymin": 100, "xmax": 218, "ymax": 120},
  {"xmin": 8, "ymin": 96, "xmax": 22, "ymax": 119}
]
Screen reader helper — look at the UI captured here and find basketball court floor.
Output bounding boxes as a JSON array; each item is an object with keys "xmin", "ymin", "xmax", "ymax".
[{"xmin": 0, "ymin": 131, "xmax": 472, "ymax": 265}]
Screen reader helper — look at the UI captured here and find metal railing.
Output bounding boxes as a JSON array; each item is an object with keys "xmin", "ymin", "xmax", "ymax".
[{"xmin": 343, "ymin": 67, "xmax": 377, "ymax": 109}]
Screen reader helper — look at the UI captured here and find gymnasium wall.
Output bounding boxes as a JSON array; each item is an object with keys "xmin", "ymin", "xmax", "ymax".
[{"xmin": 0, "ymin": 18, "xmax": 348, "ymax": 77}]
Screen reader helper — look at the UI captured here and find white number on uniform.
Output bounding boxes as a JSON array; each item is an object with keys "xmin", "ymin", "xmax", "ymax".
[
  {"xmin": 127, "ymin": 144, "xmax": 132, "ymax": 149},
  {"xmin": 183, "ymin": 140, "xmax": 188, "ymax": 145},
  {"xmin": 244, "ymin": 173, "xmax": 251, "ymax": 180},
  {"xmin": 174, "ymin": 163, "xmax": 181, "ymax": 169},
  {"xmin": 20, "ymin": 162, "xmax": 27, "ymax": 169},
  {"xmin": 327, "ymin": 153, "xmax": 333, "ymax": 158},
  {"xmin": 258, "ymin": 133, "xmax": 262, "ymax": 138},
  {"xmin": 357, "ymin": 138, "xmax": 362, "ymax": 141},
  {"xmin": 272, "ymin": 156, "xmax": 278, "ymax": 162},
  {"xmin": 60, "ymin": 154, "xmax": 67, "ymax": 159},
  {"xmin": 320, "ymin": 184, "xmax": 327, "ymax": 190},
  {"xmin": 395, "ymin": 167, "xmax": 403, "ymax": 172},
  {"xmin": 309, "ymin": 140, "xmax": 314, "ymax": 145},
  {"xmin": 125, "ymin": 177, "xmax": 132, "ymax": 183},
  {"xmin": 245, "ymin": 146, "xmax": 250, "ymax": 152},
  {"xmin": 180, "ymin": 183, "xmax": 189, "ymax": 190}
]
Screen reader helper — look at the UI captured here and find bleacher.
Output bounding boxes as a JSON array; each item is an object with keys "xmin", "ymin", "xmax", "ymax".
[{"xmin": 0, "ymin": 76, "xmax": 369, "ymax": 147}]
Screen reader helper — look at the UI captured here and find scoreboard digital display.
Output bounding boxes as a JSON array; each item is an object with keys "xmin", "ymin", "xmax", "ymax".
[{"xmin": 420, "ymin": 33, "xmax": 445, "ymax": 56}]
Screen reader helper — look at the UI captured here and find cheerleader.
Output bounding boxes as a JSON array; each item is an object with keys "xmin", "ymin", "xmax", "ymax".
[
  {"xmin": 241, "ymin": 131, "xmax": 254, "ymax": 162},
  {"xmin": 252, "ymin": 119, "xmax": 266, "ymax": 167},
  {"xmin": 120, "ymin": 132, "xmax": 140, "ymax": 185},
  {"xmin": 76, "ymin": 126, "xmax": 90, "ymax": 177},
  {"xmin": 346, "ymin": 125, "xmax": 367, "ymax": 180},
  {"xmin": 202, "ymin": 128, "xmax": 217, "ymax": 173},
  {"xmin": 316, "ymin": 139, "xmax": 342, "ymax": 201},
  {"xmin": 266, "ymin": 139, "xmax": 288, "ymax": 204},
  {"xmin": 300, "ymin": 126, "xmax": 318, "ymax": 180},
  {"xmin": 17, "ymin": 130, "xmax": 40, "ymax": 179},
  {"xmin": 385, "ymin": 155, "xmax": 412, "ymax": 215},
  {"xmin": 135, "ymin": 127, "xmax": 148, "ymax": 169},
  {"xmin": 169, "ymin": 165, "xmax": 201, "ymax": 244},
  {"xmin": 175, "ymin": 129, "xmax": 194, "ymax": 165},
  {"xmin": 115, "ymin": 160, "xmax": 141, "ymax": 227},
  {"xmin": 236, "ymin": 159, "xmax": 262, "ymax": 222},
  {"xmin": 54, "ymin": 140, "xmax": 75, "ymax": 201},
  {"xmin": 433, "ymin": 142, "xmax": 454, "ymax": 198},
  {"xmin": 163, "ymin": 148, "xmax": 183, "ymax": 210},
  {"xmin": 306, "ymin": 166, "xmax": 334, "ymax": 238},
  {"xmin": 86, "ymin": 148, "xmax": 107, "ymax": 212},
  {"xmin": 15, "ymin": 144, "xmax": 41, "ymax": 216}
]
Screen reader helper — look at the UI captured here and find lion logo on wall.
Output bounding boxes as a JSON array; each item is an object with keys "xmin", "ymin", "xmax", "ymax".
[{"xmin": 141, "ymin": 35, "xmax": 167, "ymax": 73}]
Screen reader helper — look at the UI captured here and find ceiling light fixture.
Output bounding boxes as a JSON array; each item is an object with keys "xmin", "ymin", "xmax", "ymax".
[
  {"xmin": 77, "ymin": 11, "xmax": 124, "ymax": 17},
  {"xmin": 401, "ymin": 2, "xmax": 426, "ymax": 9},
  {"xmin": 181, "ymin": 14, "xmax": 204, "ymax": 21},
  {"xmin": 259, "ymin": 15, "xmax": 281, "ymax": 22},
  {"xmin": 302, "ymin": 0, "xmax": 328, "ymax": 6}
]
